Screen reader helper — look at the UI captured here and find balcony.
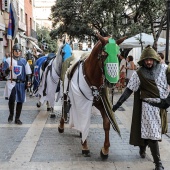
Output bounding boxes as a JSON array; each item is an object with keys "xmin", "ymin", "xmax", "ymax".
[
  {"xmin": 18, "ymin": 21, "xmax": 26, "ymax": 32},
  {"xmin": 31, "ymin": 29, "xmax": 37, "ymax": 39}
]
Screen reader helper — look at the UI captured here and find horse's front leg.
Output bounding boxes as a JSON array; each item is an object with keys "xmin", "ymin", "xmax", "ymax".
[
  {"xmin": 36, "ymin": 95, "xmax": 42, "ymax": 108},
  {"xmin": 58, "ymin": 94, "xmax": 67, "ymax": 133},
  {"xmin": 36, "ymin": 99, "xmax": 41, "ymax": 108},
  {"xmin": 46, "ymin": 101, "xmax": 56, "ymax": 118},
  {"xmin": 81, "ymin": 139, "xmax": 90, "ymax": 157},
  {"xmin": 58, "ymin": 106, "xmax": 65, "ymax": 133},
  {"xmin": 100, "ymin": 113, "xmax": 110, "ymax": 159}
]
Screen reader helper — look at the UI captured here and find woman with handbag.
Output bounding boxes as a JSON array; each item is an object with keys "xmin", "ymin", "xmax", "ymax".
[{"xmin": 125, "ymin": 55, "xmax": 135, "ymax": 85}]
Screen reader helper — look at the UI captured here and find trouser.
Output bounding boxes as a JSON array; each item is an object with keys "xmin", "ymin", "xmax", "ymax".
[
  {"xmin": 8, "ymin": 87, "xmax": 23, "ymax": 120},
  {"xmin": 142, "ymin": 139, "xmax": 163, "ymax": 169},
  {"xmin": 148, "ymin": 140, "xmax": 163, "ymax": 169}
]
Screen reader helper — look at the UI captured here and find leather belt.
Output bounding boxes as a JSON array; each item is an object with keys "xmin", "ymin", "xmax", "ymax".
[{"xmin": 11, "ymin": 79, "xmax": 25, "ymax": 83}]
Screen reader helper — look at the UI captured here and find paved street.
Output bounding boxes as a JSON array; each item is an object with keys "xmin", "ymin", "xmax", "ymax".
[{"xmin": 0, "ymin": 81, "xmax": 170, "ymax": 170}]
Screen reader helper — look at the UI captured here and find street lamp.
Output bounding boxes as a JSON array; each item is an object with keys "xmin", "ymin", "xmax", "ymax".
[{"xmin": 165, "ymin": 0, "xmax": 170, "ymax": 65}]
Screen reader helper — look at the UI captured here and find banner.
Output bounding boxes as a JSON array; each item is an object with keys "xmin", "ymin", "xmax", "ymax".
[{"xmin": 7, "ymin": 2, "xmax": 18, "ymax": 40}]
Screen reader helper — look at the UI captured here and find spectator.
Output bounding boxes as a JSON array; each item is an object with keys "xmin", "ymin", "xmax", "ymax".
[
  {"xmin": 118, "ymin": 54, "xmax": 126, "ymax": 88},
  {"xmin": 158, "ymin": 53, "xmax": 165, "ymax": 64},
  {"xmin": 2, "ymin": 52, "xmax": 10, "ymax": 65},
  {"xmin": 125, "ymin": 55, "xmax": 135, "ymax": 85}
]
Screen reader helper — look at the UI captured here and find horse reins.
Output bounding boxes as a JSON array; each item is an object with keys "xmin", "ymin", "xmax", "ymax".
[{"xmin": 77, "ymin": 47, "xmax": 106, "ymax": 101}]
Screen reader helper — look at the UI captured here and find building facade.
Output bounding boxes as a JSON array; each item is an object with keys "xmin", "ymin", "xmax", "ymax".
[
  {"xmin": 34, "ymin": 0, "xmax": 55, "ymax": 29},
  {"xmin": 0, "ymin": 0, "xmax": 38, "ymax": 62}
]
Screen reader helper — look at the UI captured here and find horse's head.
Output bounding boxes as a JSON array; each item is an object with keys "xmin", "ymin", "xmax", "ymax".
[
  {"xmin": 62, "ymin": 43, "xmax": 72, "ymax": 62},
  {"xmin": 96, "ymin": 33, "xmax": 127, "ymax": 88},
  {"xmin": 54, "ymin": 43, "xmax": 72, "ymax": 77}
]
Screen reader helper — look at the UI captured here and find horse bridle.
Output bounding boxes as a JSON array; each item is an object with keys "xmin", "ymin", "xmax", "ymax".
[{"xmin": 78, "ymin": 46, "xmax": 108, "ymax": 101}]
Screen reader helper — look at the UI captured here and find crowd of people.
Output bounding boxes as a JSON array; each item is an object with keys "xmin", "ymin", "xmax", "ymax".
[
  {"xmin": 117, "ymin": 51, "xmax": 166, "ymax": 90},
  {"xmin": 117, "ymin": 54, "xmax": 136, "ymax": 88}
]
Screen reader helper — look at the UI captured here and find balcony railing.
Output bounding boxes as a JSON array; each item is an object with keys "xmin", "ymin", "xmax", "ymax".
[{"xmin": 31, "ymin": 29, "xmax": 37, "ymax": 39}]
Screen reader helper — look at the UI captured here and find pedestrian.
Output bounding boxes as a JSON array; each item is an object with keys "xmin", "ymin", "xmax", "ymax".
[
  {"xmin": 125, "ymin": 55, "xmax": 135, "ymax": 85},
  {"xmin": 2, "ymin": 52, "xmax": 10, "ymax": 66},
  {"xmin": 118, "ymin": 54, "xmax": 126, "ymax": 88},
  {"xmin": 32, "ymin": 46, "xmax": 39, "ymax": 60},
  {"xmin": 3, "ymin": 43, "xmax": 32, "ymax": 125},
  {"xmin": 112, "ymin": 46, "xmax": 169, "ymax": 170},
  {"xmin": 158, "ymin": 53, "xmax": 165, "ymax": 64}
]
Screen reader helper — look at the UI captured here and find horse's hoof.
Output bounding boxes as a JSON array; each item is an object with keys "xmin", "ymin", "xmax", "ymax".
[
  {"xmin": 36, "ymin": 103, "xmax": 41, "ymax": 108},
  {"xmin": 58, "ymin": 127, "xmax": 64, "ymax": 133},
  {"xmin": 100, "ymin": 149, "xmax": 108, "ymax": 159},
  {"xmin": 50, "ymin": 114, "xmax": 56, "ymax": 118},
  {"xmin": 47, "ymin": 108, "xmax": 51, "ymax": 111},
  {"xmin": 82, "ymin": 150, "xmax": 90, "ymax": 157}
]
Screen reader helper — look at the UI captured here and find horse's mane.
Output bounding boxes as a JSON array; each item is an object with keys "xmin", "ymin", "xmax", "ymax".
[
  {"xmin": 64, "ymin": 51, "xmax": 90, "ymax": 78},
  {"xmin": 80, "ymin": 52, "xmax": 90, "ymax": 60}
]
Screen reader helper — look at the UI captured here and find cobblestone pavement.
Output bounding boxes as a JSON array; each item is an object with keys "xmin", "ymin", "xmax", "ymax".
[{"xmin": 0, "ymin": 81, "xmax": 170, "ymax": 170}]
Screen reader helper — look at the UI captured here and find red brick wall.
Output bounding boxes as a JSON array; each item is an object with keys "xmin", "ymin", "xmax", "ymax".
[{"xmin": 24, "ymin": 0, "xmax": 33, "ymax": 36}]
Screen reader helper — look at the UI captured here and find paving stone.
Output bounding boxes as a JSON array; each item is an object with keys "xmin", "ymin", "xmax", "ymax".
[{"xmin": 0, "ymin": 128, "xmax": 28, "ymax": 161}]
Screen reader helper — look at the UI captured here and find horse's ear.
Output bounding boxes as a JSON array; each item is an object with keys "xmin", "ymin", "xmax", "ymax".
[
  {"xmin": 96, "ymin": 32, "xmax": 107, "ymax": 45},
  {"xmin": 116, "ymin": 36, "xmax": 127, "ymax": 45}
]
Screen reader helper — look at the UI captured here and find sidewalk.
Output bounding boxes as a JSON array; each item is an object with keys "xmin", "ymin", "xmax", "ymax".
[{"xmin": 0, "ymin": 84, "xmax": 170, "ymax": 170}]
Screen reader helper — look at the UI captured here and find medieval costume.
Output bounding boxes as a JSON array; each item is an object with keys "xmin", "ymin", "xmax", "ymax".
[
  {"xmin": 3, "ymin": 43, "xmax": 32, "ymax": 125},
  {"xmin": 113, "ymin": 46, "xmax": 170, "ymax": 170}
]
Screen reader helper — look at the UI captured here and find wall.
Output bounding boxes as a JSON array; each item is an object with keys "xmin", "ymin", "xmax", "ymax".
[{"xmin": 24, "ymin": 0, "xmax": 33, "ymax": 36}]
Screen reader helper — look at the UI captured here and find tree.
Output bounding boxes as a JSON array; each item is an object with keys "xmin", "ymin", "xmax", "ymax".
[
  {"xmin": 36, "ymin": 26, "xmax": 58, "ymax": 53},
  {"xmin": 127, "ymin": 0, "xmax": 167, "ymax": 51},
  {"xmin": 50, "ymin": 0, "xmax": 167, "ymax": 51}
]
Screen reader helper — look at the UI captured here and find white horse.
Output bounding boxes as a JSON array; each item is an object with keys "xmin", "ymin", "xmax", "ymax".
[{"xmin": 34, "ymin": 44, "xmax": 72, "ymax": 117}]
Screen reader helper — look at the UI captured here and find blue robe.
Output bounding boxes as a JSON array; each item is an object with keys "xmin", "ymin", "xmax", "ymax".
[
  {"xmin": 3, "ymin": 57, "xmax": 32, "ymax": 103},
  {"xmin": 33, "ymin": 56, "xmax": 47, "ymax": 91}
]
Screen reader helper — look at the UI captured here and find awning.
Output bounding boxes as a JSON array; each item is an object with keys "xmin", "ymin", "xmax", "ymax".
[
  {"xmin": 29, "ymin": 40, "xmax": 43, "ymax": 52},
  {"xmin": 19, "ymin": 32, "xmax": 42, "ymax": 52}
]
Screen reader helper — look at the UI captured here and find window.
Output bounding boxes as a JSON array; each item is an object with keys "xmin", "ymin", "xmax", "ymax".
[
  {"xmin": 1, "ymin": 0, "xmax": 5, "ymax": 11},
  {"xmin": 4, "ymin": 0, "xmax": 10, "ymax": 12},
  {"xmin": 20, "ymin": 8, "xmax": 23, "ymax": 22}
]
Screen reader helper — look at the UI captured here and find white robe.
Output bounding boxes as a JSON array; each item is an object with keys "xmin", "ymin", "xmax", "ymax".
[
  {"xmin": 36, "ymin": 60, "xmax": 60, "ymax": 108},
  {"xmin": 67, "ymin": 63, "xmax": 94, "ymax": 142}
]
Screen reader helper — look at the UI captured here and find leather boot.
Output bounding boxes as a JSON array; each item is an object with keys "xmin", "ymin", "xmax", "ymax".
[
  {"xmin": 139, "ymin": 145, "xmax": 146, "ymax": 158},
  {"xmin": 8, "ymin": 102, "xmax": 15, "ymax": 123},
  {"xmin": 148, "ymin": 140, "xmax": 164, "ymax": 170},
  {"xmin": 15, "ymin": 102, "xmax": 23, "ymax": 125}
]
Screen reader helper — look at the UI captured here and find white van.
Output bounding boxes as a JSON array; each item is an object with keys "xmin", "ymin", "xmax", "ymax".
[{"xmin": 82, "ymin": 43, "xmax": 88, "ymax": 51}]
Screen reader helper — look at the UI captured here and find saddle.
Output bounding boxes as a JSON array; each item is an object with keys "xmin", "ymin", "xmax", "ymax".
[
  {"xmin": 67, "ymin": 52, "xmax": 90, "ymax": 80},
  {"xmin": 41, "ymin": 53, "xmax": 56, "ymax": 71}
]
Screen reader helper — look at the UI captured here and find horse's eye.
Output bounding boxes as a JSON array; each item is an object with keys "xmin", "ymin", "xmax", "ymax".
[
  {"xmin": 62, "ymin": 50, "xmax": 65, "ymax": 55},
  {"xmin": 102, "ymin": 51, "xmax": 108, "ymax": 56}
]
